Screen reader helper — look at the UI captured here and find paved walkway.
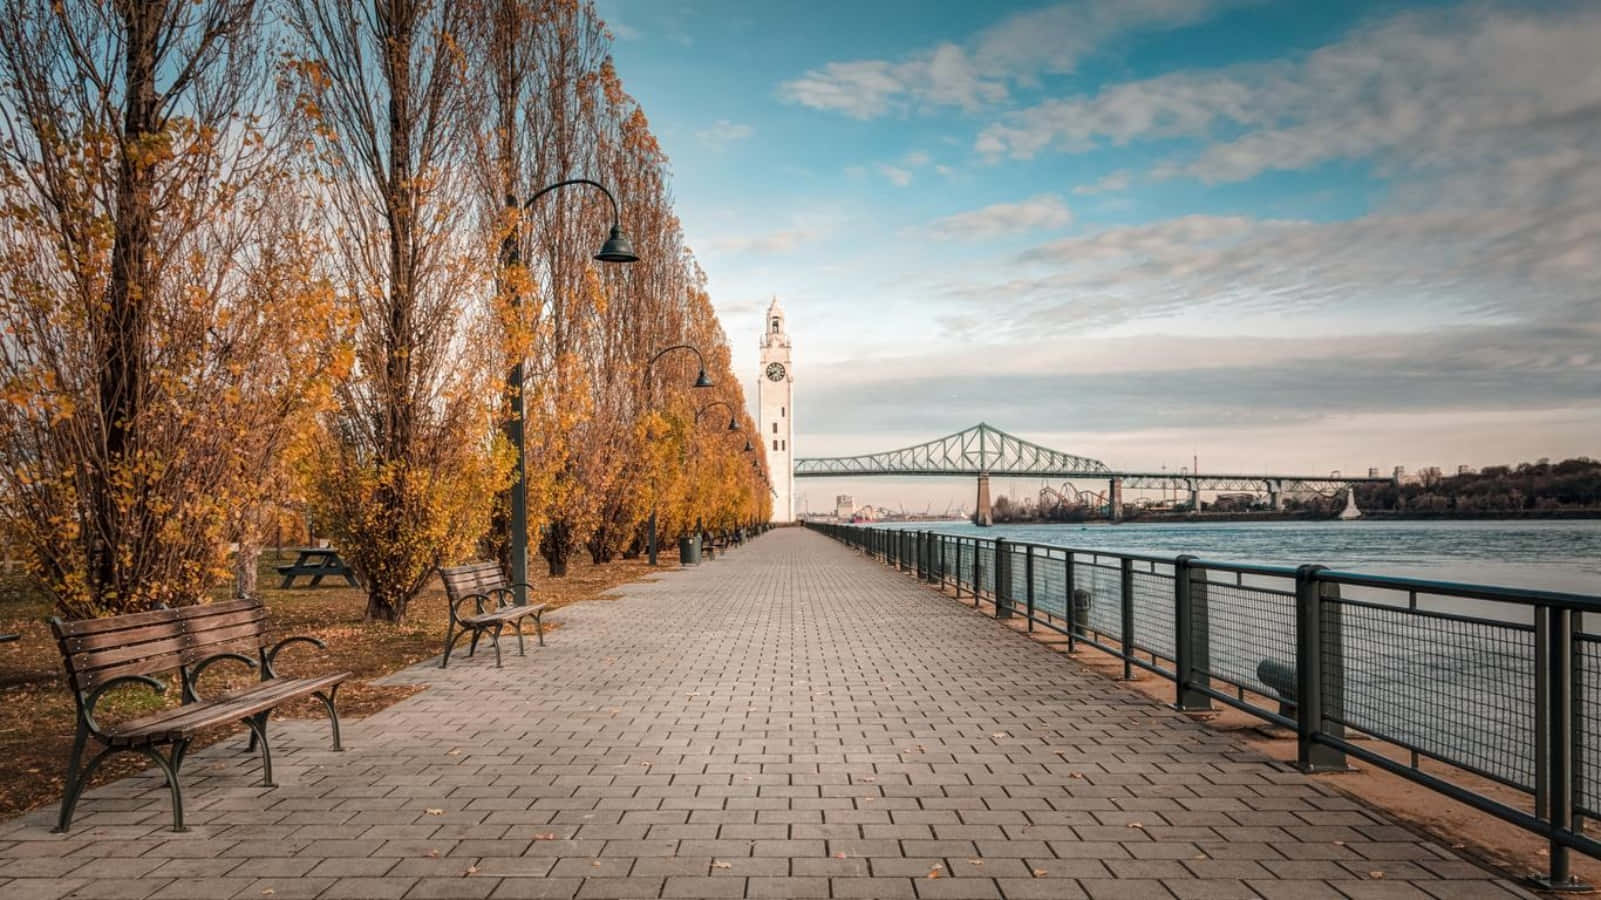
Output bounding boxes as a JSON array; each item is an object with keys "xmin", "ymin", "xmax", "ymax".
[{"xmin": 1, "ymin": 528, "xmax": 1531, "ymax": 900}]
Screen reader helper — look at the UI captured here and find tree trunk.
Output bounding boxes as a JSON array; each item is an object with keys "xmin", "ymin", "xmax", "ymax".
[
  {"xmin": 540, "ymin": 519, "xmax": 571, "ymax": 576},
  {"xmin": 90, "ymin": 2, "xmax": 163, "ymax": 609},
  {"xmin": 234, "ymin": 533, "xmax": 260, "ymax": 599}
]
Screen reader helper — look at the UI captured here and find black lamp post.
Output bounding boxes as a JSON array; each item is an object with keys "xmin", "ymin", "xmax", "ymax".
[
  {"xmin": 506, "ymin": 179, "xmax": 636, "ymax": 604},
  {"xmin": 643, "ymin": 344, "xmax": 713, "ymax": 565}
]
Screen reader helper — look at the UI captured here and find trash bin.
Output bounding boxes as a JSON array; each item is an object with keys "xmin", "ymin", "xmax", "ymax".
[
  {"xmin": 678, "ymin": 535, "xmax": 700, "ymax": 566},
  {"xmin": 1071, "ymin": 589, "xmax": 1092, "ymax": 637}
]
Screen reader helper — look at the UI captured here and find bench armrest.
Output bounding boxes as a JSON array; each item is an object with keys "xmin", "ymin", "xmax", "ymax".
[
  {"xmin": 81, "ymin": 675, "xmax": 167, "ymax": 737},
  {"xmin": 184, "ymin": 652, "xmax": 259, "ymax": 703},
  {"xmin": 487, "ymin": 584, "xmax": 538, "ymax": 608},
  {"xmin": 450, "ymin": 592, "xmax": 495, "ymax": 621},
  {"xmin": 264, "ymin": 635, "xmax": 327, "ymax": 679}
]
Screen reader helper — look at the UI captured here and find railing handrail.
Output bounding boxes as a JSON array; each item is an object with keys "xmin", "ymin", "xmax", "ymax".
[{"xmin": 846, "ymin": 523, "xmax": 1601, "ymax": 612}]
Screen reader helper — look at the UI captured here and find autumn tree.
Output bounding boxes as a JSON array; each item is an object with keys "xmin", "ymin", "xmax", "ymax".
[
  {"xmin": 285, "ymin": 0, "xmax": 506, "ymax": 622},
  {"xmin": 0, "ymin": 0, "xmax": 338, "ymax": 617}
]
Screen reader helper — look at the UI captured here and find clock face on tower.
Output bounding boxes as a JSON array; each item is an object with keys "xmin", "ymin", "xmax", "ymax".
[{"xmin": 765, "ymin": 362, "xmax": 786, "ymax": 382}]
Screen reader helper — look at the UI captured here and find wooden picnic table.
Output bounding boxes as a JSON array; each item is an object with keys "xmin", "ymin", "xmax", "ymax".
[{"xmin": 276, "ymin": 548, "xmax": 358, "ymax": 588}]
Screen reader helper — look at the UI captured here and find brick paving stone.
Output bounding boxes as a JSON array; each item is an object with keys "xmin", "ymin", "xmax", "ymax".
[{"xmin": 0, "ymin": 529, "xmax": 1527, "ymax": 898}]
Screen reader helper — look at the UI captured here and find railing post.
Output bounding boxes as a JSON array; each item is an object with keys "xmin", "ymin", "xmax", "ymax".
[
  {"xmin": 1065, "ymin": 552, "xmax": 1078, "ymax": 652},
  {"xmin": 1294, "ymin": 565, "xmax": 1346, "ymax": 771},
  {"xmin": 1120, "ymin": 558, "xmax": 1135, "ymax": 681},
  {"xmin": 1024, "ymin": 545, "xmax": 1035, "ymax": 632},
  {"xmin": 937, "ymin": 535, "xmax": 946, "ymax": 588},
  {"xmin": 973, "ymin": 540, "xmax": 984, "ymax": 608},
  {"xmin": 1535, "ymin": 605, "xmax": 1587, "ymax": 891},
  {"xmin": 954, "ymin": 540, "xmax": 964, "ymax": 599},
  {"xmin": 1172, "ymin": 556, "xmax": 1212, "ymax": 710},
  {"xmin": 994, "ymin": 538, "xmax": 1011, "ymax": 619}
]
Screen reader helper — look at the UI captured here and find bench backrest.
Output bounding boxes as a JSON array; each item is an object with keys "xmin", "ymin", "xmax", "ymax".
[
  {"xmin": 438, "ymin": 562, "xmax": 510, "ymax": 604},
  {"xmin": 50, "ymin": 598, "xmax": 269, "ymax": 694}
]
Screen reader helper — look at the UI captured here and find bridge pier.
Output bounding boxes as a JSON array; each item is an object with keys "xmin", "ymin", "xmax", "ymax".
[
  {"xmin": 1187, "ymin": 478, "xmax": 1201, "ymax": 512},
  {"xmin": 974, "ymin": 474, "xmax": 993, "ymax": 526},
  {"xmin": 1108, "ymin": 477, "xmax": 1123, "ymax": 522}
]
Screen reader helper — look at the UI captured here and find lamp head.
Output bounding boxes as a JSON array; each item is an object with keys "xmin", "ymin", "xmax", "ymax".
[
  {"xmin": 726, "ymin": 416, "xmax": 739, "ymax": 432},
  {"xmin": 743, "ymin": 439, "xmax": 753, "ymax": 453},
  {"xmin": 594, "ymin": 225, "xmax": 638, "ymax": 264},
  {"xmin": 693, "ymin": 369, "xmax": 714, "ymax": 389}
]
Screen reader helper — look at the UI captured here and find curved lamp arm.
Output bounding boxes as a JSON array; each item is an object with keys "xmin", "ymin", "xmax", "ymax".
[
  {"xmin": 514, "ymin": 178, "xmax": 637, "ymax": 264},
  {"xmin": 520, "ymin": 177, "xmax": 620, "ymax": 222},
  {"xmin": 646, "ymin": 344, "xmax": 713, "ymax": 393},
  {"xmin": 695, "ymin": 400, "xmax": 741, "ymax": 431}
]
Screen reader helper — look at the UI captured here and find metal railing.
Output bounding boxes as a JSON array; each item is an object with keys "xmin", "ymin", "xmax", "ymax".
[{"xmin": 808, "ymin": 520, "xmax": 1601, "ymax": 889}]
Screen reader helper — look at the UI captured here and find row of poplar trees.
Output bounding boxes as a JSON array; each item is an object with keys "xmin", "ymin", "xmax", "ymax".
[{"xmin": 0, "ymin": 0, "xmax": 771, "ymax": 623}]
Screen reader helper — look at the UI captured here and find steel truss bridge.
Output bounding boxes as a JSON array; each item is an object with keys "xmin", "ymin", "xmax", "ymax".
[{"xmin": 793, "ymin": 423, "xmax": 1393, "ymax": 523}]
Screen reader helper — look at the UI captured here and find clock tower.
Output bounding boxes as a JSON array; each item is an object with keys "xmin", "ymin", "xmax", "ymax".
[{"xmin": 758, "ymin": 297, "xmax": 795, "ymax": 522}]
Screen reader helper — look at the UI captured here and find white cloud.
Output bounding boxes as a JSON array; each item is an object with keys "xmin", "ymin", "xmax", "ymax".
[
  {"xmin": 976, "ymin": 5, "xmax": 1601, "ymax": 185},
  {"xmin": 1072, "ymin": 170, "xmax": 1132, "ymax": 194},
  {"xmin": 704, "ymin": 228, "xmax": 817, "ymax": 255},
  {"xmin": 696, "ymin": 120, "xmax": 754, "ymax": 149},
  {"xmin": 876, "ymin": 164, "xmax": 913, "ymax": 187},
  {"xmin": 929, "ymin": 194, "xmax": 1072, "ymax": 240},
  {"xmin": 777, "ymin": 0, "xmax": 1248, "ymax": 118}
]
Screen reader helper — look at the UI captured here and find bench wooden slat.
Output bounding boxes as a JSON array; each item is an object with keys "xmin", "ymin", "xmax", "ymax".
[
  {"xmin": 62, "ymin": 607, "xmax": 268, "ymax": 654},
  {"xmin": 107, "ymin": 672, "xmax": 348, "ymax": 744},
  {"xmin": 461, "ymin": 603, "xmax": 547, "ymax": 627},
  {"xmin": 68, "ymin": 617, "xmax": 269, "ymax": 674},
  {"xmin": 53, "ymin": 598, "xmax": 259, "ymax": 637}
]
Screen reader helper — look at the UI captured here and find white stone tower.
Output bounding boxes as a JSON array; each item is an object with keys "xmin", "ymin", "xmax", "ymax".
[{"xmin": 758, "ymin": 297, "xmax": 795, "ymax": 522}]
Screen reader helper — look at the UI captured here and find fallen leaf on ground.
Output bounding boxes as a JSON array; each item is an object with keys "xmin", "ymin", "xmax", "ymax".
[
  {"xmin": 1032, "ymin": 869, "xmax": 1048, "ymax": 877},
  {"xmin": 425, "ymin": 808, "xmax": 444, "ymax": 816},
  {"xmin": 712, "ymin": 860, "xmax": 732, "ymax": 869},
  {"xmin": 1369, "ymin": 871, "xmax": 1384, "ymax": 879}
]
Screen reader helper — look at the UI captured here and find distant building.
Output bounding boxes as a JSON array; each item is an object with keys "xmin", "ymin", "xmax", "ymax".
[{"xmin": 834, "ymin": 494, "xmax": 854, "ymax": 519}]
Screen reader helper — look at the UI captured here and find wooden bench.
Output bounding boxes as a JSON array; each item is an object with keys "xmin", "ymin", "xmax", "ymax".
[
  {"xmin": 438, "ymin": 562, "xmax": 546, "ymax": 668},
  {"xmin": 48, "ymin": 598, "xmax": 349, "ymax": 833}
]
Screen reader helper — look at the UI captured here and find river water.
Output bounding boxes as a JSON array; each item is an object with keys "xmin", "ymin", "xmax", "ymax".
[{"xmin": 885, "ymin": 518, "xmax": 1601, "ymax": 596}]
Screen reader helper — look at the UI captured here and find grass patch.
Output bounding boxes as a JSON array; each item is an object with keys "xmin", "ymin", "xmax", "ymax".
[{"xmin": 0, "ymin": 549, "xmax": 665, "ymax": 819}]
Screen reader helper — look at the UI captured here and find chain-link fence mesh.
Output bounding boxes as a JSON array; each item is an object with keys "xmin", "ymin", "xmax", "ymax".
[
  {"xmin": 1578, "ymin": 633, "xmax": 1601, "ymax": 817},
  {"xmin": 1073, "ymin": 557, "xmax": 1124, "ymax": 641},
  {"xmin": 1328, "ymin": 599, "xmax": 1537, "ymax": 790},
  {"xmin": 1198, "ymin": 576, "xmax": 1297, "ymax": 704},
  {"xmin": 1129, "ymin": 565, "xmax": 1176, "ymax": 661}
]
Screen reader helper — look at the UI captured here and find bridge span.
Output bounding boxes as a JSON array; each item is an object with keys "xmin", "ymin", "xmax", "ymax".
[{"xmin": 793, "ymin": 423, "xmax": 1394, "ymax": 524}]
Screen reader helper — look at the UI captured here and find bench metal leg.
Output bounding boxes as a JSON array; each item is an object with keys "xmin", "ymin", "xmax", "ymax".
[
  {"xmin": 314, "ymin": 685, "xmax": 343, "ymax": 751},
  {"xmin": 468, "ymin": 628, "xmax": 483, "ymax": 658},
  {"xmin": 440, "ymin": 622, "xmax": 465, "ymax": 668},
  {"xmin": 137, "ymin": 739, "xmax": 191, "ymax": 833},
  {"xmin": 491, "ymin": 624, "xmax": 504, "ymax": 668},
  {"xmin": 535, "ymin": 612, "xmax": 544, "ymax": 647},
  {"xmin": 513, "ymin": 619, "xmax": 526, "ymax": 657},
  {"xmin": 242, "ymin": 712, "xmax": 275, "ymax": 788},
  {"xmin": 54, "ymin": 722, "xmax": 94, "ymax": 833}
]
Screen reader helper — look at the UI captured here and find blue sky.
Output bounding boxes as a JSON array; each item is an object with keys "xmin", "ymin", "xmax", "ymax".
[{"xmin": 597, "ymin": 0, "xmax": 1600, "ymax": 511}]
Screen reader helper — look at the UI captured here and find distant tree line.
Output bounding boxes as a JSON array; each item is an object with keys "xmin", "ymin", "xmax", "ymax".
[{"xmin": 1350, "ymin": 457, "xmax": 1601, "ymax": 516}]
